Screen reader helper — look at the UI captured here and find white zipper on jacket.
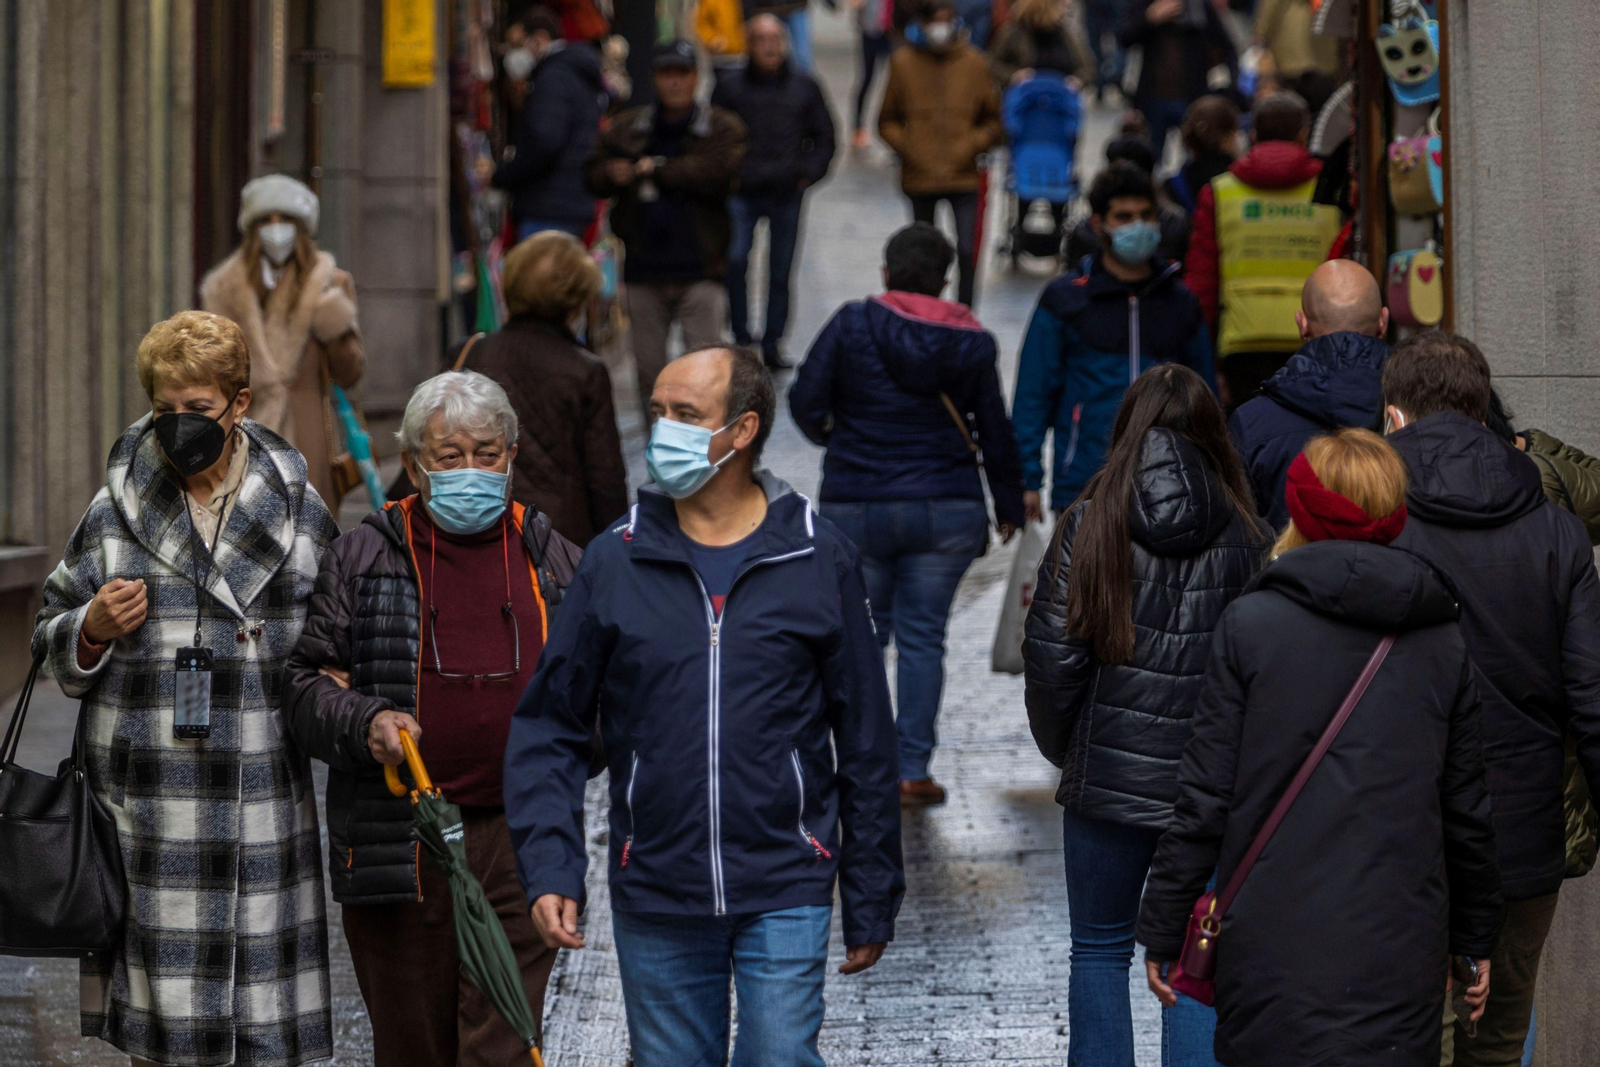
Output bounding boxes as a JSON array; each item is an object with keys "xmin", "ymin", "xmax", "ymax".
[
  {"xmin": 789, "ymin": 750, "xmax": 832, "ymax": 859},
  {"xmin": 621, "ymin": 752, "xmax": 639, "ymax": 868},
  {"xmin": 1128, "ymin": 294, "xmax": 1142, "ymax": 386},
  {"xmin": 689, "ymin": 544, "xmax": 817, "ymax": 916}
]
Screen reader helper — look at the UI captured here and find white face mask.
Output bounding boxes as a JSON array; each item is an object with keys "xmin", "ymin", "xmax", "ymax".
[
  {"xmin": 503, "ymin": 46, "xmax": 536, "ymax": 81},
  {"xmin": 258, "ymin": 221, "xmax": 298, "ymax": 266},
  {"xmin": 925, "ymin": 21, "xmax": 954, "ymax": 47}
]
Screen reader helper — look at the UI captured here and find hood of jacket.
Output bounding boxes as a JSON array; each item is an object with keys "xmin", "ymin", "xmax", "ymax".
[
  {"xmin": 1127, "ymin": 428, "xmax": 1236, "ymax": 556},
  {"xmin": 1081, "ymin": 254, "xmax": 1184, "ymax": 301},
  {"xmin": 537, "ymin": 39, "xmax": 602, "ymax": 88},
  {"xmin": 1228, "ymin": 140, "xmax": 1322, "ymax": 189},
  {"xmin": 1390, "ymin": 412, "xmax": 1547, "ymax": 529},
  {"xmin": 1255, "ymin": 540, "xmax": 1459, "ymax": 632},
  {"xmin": 1260, "ymin": 331, "xmax": 1389, "ymax": 430},
  {"xmin": 860, "ymin": 292, "xmax": 994, "ymax": 397}
]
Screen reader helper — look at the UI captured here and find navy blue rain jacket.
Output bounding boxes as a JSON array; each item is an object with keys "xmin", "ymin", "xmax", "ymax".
[
  {"xmin": 1011, "ymin": 256, "xmax": 1214, "ymax": 511},
  {"xmin": 789, "ymin": 291, "xmax": 1027, "ymax": 528},
  {"xmin": 1227, "ymin": 331, "xmax": 1389, "ymax": 530},
  {"xmin": 504, "ymin": 474, "xmax": 905, "ymax": 946},
  {"xmin": 493, "ymin": 42, "xmax": 605, "ymax": 228}
]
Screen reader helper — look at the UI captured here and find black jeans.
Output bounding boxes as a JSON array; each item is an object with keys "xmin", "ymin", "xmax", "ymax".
[
  {"xmin": 727, "ymin": 190, "xmax": 805, "ymax": 357},
  {"xmin": 855, "ymin": 32, "xmax": 893, "ymax": 131},
  {"xmin": 910, "ymin": 191, "xmax": 979, "ymax": 307}
]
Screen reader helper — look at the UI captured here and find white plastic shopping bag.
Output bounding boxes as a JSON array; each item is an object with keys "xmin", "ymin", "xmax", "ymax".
[{"xmin": 991, "ymin": 522, "xmax": 1049, "ymax": 674}]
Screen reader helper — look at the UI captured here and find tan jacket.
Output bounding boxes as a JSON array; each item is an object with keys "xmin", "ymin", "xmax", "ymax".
[
  {"xmin": 200, "ymin": 249, "xmax": 365, "ymax": 510},
  {"xmin": 1254, "ymin": 0, "xmax": 1340, "ymax": 78},
  {"xmin": 878, "ymin": 42, "xmax": 1003, "ymax": 195}
]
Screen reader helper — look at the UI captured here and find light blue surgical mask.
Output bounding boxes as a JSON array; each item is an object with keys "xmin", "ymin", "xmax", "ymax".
[
  {"xmin": 1109, "ymin": 220, "xmax": 1162, "ymax": 265},
  {"xmin": 646, "ymin": 417, "xmax": 737, "ymax": 500},
  {"xmin": 422, "ymin": 467, "xmax": 511, "ymax": 535}
]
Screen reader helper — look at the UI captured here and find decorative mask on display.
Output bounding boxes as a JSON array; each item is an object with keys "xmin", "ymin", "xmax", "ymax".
[{"xmin": 1375, "ymin": 16, "xmax": 1440, "ymax": 106}]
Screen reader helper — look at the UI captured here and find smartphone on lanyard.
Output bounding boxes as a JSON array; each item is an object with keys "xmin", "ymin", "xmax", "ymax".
[{"xmin": 174, "ymin": 646, "xmax": 214, "ymax": 740}]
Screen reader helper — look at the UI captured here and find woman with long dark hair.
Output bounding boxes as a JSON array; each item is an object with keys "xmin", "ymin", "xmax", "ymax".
[{"xmin": 1023, "ymin": 363, "xmax": 1270, "ymax": 1064}]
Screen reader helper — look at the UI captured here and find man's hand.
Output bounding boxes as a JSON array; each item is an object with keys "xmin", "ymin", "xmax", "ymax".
[
  {"xmin": 531, "ymin": 894, "xmax": 586, "ymax": 949},
  {"xmin": 1024, "ymin": 491, "xmax": 1044, "ymax": 524},
  {"xmin": 839, "ymin": 942, "xmax": 885, "ymax": 974},
  {"xmin": 1146, "ymin": 958, "xmax": 1177, "ymax": 1007},
  {"xmin": 635, "ymin": 155, "xmax": 658, "ymax": 177},
  {"xmin": 604, "ymin": 158, "xmax": 636, "ymax": 186},
  {"xmin": 367, "ymin": 710, "xmax": 421, "ymax": 765},
  {"xmin": 1010, "ymin": 67, "xmax": 1035, "ymax": 86},
  {"xmin": 998, "ymin": 522, "xmax": 1018, "ymax": 545},
  {"xmin": 83, "ymin": 578, "xmax": 148, "ymax": 645},
  {"xmin": 1148, "ymin": 0, "xmax": 1183, "ymax": 23},
  {"xmin": 1448, "ymin": 957, "xmax": 1491, "ymax": 1021}
]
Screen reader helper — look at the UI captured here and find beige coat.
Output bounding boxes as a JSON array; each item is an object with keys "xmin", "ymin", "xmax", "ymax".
[
  {"xmin": 200, "ymin": 249, "xmax": 365, "ymax": 510},
  {"xmin": 878, "ymin": 42, "xmax": 1003, "ymax": 195}
]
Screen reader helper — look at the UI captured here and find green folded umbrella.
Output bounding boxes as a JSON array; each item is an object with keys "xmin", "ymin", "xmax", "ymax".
[{"xmin": 387, "ymin": 735, "xmax": 547, "ymax": 1067}]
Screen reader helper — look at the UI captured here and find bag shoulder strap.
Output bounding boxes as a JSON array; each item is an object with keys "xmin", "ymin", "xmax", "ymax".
[
  {"xmin": 1, "ymin": 650, "xmax": 45, "ymax": 766},
  {"xmin": 939, "ymin": 392, "xmax": 979, "ymax": 455},
  {"xmin": 1211, "ymin": 634, "xmax": 1396, "ymax": 921},
  {"xmin": 452, "ymin": 332, "xmax": 487, "ymax": 372}
]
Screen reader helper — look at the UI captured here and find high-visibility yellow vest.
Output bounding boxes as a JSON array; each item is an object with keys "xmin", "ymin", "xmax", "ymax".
[{"xmin": 1212, "ymin": 173, "xmax": 1342, "ymax": 357}]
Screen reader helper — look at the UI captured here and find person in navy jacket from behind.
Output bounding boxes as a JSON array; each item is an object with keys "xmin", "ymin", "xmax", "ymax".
[
  {"xmin": 1012, "ymin": 162, "xmax": 1214, "ymax": 520},
  {"xmin": 790, "ymin": 222, "xmax": 1025, "ymax": 805},
  {"xmin": 1227, "ymin": 259, "xmax": 1390, "ymax": 531},
  {"xmin": 505, "ymin": 345, "xmax": 903, "ymax": 1067}
]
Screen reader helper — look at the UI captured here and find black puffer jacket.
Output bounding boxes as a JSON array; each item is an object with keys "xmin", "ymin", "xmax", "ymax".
[
  {"xmin": 1023, "ymin": 428, "xmax": 1270, "ymax": 830},
  {"xmin": 1138, "ymin": 541, "xmax": 1502, "ymax": 1066},
  {"xmin": 1389, "ymin": 413, "xmax": 1600, "ymax": 901},
  {"xmin": 285, "ymin": 499, "xmax": 581, "ymax": 904},
  {"xmin": 493, "ymin": 43, "xmax": 605, "ymax": 228},
  {"xmin": 710, "ymin": 60, "xmax": 837, "ymax": 197}
]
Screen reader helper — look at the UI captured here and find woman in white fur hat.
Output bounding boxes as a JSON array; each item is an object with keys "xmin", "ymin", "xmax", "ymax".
[{"xmin": 201, "ymin": 174, "xmax": 365, "ymax": 511}]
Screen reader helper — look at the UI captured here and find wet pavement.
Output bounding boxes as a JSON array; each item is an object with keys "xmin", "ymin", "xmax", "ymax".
[{"xmin": 0, "ymin": 7, "xmax": 1162, "ymax": 1064}]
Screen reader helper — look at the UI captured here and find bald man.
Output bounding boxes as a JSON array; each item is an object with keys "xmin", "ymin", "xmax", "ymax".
[{"xmin": 1227, "ymin": 259, "xmax": 1391, "ymax": 529}]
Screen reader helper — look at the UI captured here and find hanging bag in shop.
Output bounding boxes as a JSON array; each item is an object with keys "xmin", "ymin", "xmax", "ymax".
[
  {"xmin": 1387, "ymin": 244, "xmax": 1444, "ymax": 328},
  {"xmin": 1375, "ymin": 9, "xmax": 1440, "ymax": 107},
  {"xmin": 0, "ymin": 652, "xmax": 128, "ymax": 957},
  {"xmin": 1168, "ymin": 635, "xmax": 1395, "ymax": 1006},
  {"xmin": 990, "ymin": 521, "xmax": 1049, "ymax": 675},
  {"xmin": 1388, "ymin": 110, "xmax": 1443, "ymax": 216}
]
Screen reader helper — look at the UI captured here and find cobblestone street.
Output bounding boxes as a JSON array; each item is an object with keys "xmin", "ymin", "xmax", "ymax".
[{"xmin": 0, "ymin": 8, "xmax": 1163, "ymax": 1063}]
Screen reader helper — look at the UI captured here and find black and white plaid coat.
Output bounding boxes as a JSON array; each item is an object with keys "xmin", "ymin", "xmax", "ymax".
[{"xmin": 34, "ymin": 416, "xmax": 338, "ymax": 1067}]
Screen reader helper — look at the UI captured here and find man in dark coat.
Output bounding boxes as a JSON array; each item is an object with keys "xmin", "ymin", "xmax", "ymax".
[
  {"xmin": 507, "ymin": 347, "xmax": 904, "ymax": 1064},
  {"xmin": 1118, "ymin": 0, "xmax": 1236, "ymax": 156},
  {"xmin": 712, "ymin": 14, "xmax": 837, "ymax": 369},
  {"xmin": 1230, "ymin": 259, "xmax": 1390, "ymax": 530},
  {"xmin": 492, "ymin": 7, "xmax": 605, "ymax": 240},
  {"xmin": 585, "ymin": 40, "xmax": 747, "ymax": 422},
  {"xmin": 1381, "ymin": 331, "xmax": 1600, "ymax": 1064}
]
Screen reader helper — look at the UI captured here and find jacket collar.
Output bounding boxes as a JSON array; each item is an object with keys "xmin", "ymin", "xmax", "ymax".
[
  {"xmin": 1083, "ymin": 254, "xmax": 1182, "ymax": 299},
  {"xmin": 632, "ymin": 101, "xmax": 714, "ymax": 139},
  {"xmin": 1228, "ymin": 140, "xmax": 1322, "ymax": 189},
  {"xmin": 623, "ymin": 470, "xmax": 817, "ymax": 566},
  {"xmin": 872, "ymin": 291, "xmax": 985, "ymax": 332},
  {"xmin": 376, "ymin": 495, "xmax": 556, "ymax": 569}
]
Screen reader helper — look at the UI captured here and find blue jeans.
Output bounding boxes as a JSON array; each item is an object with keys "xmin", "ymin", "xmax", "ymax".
[
  {"xmin": 1084, "ymin": 0, "xmax": 1125, "ymax": 88},
  {"xmin": 1164, "ymin": 994, "xmax": 1222, "ymax": 1067},
  {"xmin": 783, "ymin": 8, "xmax": 813, "ymax": 71},
  {"xmin": 1143, "ymin": 99, "xmax": 1191, "ymax": 162},
  {"xmin": 613, "ymin": 905, "xmax": 832, "ymax": 1067},
  {"xmin": 823, "ymin": 499, "xmax": 988, "ymax": 779},
  {"xmin": 1062, "ymin": 810, "xmax": 1164, "ymax": 1067},
  {"xmin": 516, "ymin": 218, "xmax": 587, "ymax": 241},
  {"xmin": 727, "ymin": 191, "xmax": 804, "ymax": 358}
]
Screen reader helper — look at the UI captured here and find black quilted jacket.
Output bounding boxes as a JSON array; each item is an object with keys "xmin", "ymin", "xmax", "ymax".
[
  {"xmin": 285, "ymin": 498, "xmax": 581, "ymax": 904},
  {"xmin": 1023, "ymin": 428, "xmax": 1270, "ymax": 831}
]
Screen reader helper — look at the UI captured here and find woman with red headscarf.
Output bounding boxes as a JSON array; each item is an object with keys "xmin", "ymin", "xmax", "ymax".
[{"xmin": 1136, "ymin": 427, "xmax": 1504, "ymax": 1067}]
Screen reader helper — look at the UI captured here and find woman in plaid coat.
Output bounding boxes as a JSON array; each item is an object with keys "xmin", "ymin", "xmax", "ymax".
[{"xmin": 32, "ymin": 311, "xmax": 339, "ymax": 1067}]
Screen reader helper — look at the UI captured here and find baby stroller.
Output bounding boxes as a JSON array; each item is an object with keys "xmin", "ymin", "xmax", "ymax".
[{"xmin": 1000, "ymin": 75, "xmax": 1082, "ymax": 265}]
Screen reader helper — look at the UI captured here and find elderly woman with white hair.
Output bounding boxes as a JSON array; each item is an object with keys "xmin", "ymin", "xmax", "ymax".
[{"xmin": 284, "ymin": 370, "xmax": 582, "ymax": 1067}]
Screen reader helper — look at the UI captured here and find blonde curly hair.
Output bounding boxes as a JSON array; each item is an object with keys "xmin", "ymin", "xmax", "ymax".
[
  {"xmin": 502, "ymin": 231, "xmax": 602, "ymax": 323},
  {"xmin": 136, "ymin": 310, "xmax": 251, "ymax": 400}
]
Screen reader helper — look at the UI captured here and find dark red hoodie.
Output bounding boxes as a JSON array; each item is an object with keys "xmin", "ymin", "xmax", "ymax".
[{"xmin": 1183, "ymin": 142, "xmax": 1325, "ymax": 332}]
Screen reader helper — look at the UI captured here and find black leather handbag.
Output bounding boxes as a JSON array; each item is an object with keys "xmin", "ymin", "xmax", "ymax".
[{"xmin": 0, "ymin": 652, "xmax": 127, "ymax": 957}]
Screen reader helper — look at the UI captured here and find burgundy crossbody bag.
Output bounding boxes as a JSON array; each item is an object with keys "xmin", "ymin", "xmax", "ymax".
[{"xmin": 1168, "ymin": 634, "xmax": 1396, "ymax": 1006}]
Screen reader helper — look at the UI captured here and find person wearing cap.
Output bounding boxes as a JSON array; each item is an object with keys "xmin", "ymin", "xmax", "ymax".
[
  {"xmin": 201, "ymin": 173, "xmax": 366, "ymax": 512},
  {"xmin": 585, "ymin": 40, "xmax": 746, "ymax": 423}
]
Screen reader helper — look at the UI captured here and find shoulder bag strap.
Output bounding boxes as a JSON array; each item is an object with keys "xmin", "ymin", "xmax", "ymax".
[
  {"xmin": 939, "ymin": 392, "xmax": 979, "ymax": 455},
  {"xmin": 1211, "ymin": 633, "xmax": 1396, "ymax": 921},
  {"xmin": 453, "ymin": 332, "xmax": 487, "ymax": 372},
  {"xmin": 1, "ymin": 650, "xmax": 45, "ymax": 766}
]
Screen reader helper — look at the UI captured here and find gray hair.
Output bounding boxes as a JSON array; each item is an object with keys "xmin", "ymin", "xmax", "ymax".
[{"xmin": 397, "ymin": 370, "xmax": 519, "ymax": 455}]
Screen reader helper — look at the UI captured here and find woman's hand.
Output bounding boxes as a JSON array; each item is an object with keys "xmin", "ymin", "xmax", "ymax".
[
  {"xmin": 1010, "ymin": 67, "xmax": 1035, "ymax": 86},
  {"xmin": 82, "ymin": 579, "xmax": 148, "ymax": 645},
  {"xmin": 319, "ymin": 665, "xmax": 352, "ymax": 690},
  {"xmin": 1024, "ymin": 491, "xmax": 1044, "ymax": 524},
  {"xmin": 1146, "ymin": 959, "xmax": 1178, "ymax": 1007},
  {"xmin": 367, "ymin": 709, "xmax": 421, "ymax": 765}
]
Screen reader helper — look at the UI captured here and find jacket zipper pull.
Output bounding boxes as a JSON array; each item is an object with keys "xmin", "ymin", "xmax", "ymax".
[
  {"xmin": 805, "ymin": 831, "xmax": 833, "ymax": 860},
  {"xmin": 710, "ymin": 621, "xmax": 720, "ymax": 647},
  {"xmin": 621, "ymin": 836, "xmax": 633, "ymax": 868}
]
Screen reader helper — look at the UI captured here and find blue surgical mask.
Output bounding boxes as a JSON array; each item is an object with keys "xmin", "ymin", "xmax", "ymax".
[
  {"xmin": 1109, "ymin": 220, "xmax": 1162, "ymax": 265},
  {"xmin": 646, "ymin": 418, "xmax": 737, "ymax": 500},
  {"xmin": 422, "ymin": 467, "xmax": 510, "ymax": 535}
]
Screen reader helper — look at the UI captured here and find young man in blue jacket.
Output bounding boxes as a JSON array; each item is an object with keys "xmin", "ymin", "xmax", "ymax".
[
  {"xmin": 505, "ymin": 346, "xmax": 905, "ymax": 1066},
  {"xmin": 1012, "ymin": 162, "xmax": 1214, "ymax": 520}
]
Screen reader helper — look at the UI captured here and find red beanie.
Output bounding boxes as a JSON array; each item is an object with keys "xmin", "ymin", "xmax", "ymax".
[{"xmin": 1284, "ymin": 452, "xmax": 1407, "ymax": 545}]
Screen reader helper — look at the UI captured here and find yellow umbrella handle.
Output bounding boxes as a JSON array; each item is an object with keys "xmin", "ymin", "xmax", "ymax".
[
  {"xmin": 530, "ymin": 1048, "xmax": 546, "ymax": 1067},
  {"xmin": 382, "ymin": 729, "xmax": 434, "ymax": 797}
]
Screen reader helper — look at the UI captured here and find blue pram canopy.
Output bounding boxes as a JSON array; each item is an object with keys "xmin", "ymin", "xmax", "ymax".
[{"xmin": 1003, "ymin": 76, "xmax": 1082, "ymax": 205}]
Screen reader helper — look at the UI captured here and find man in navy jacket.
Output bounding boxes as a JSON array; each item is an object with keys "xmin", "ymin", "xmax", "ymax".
[
  {"xmin": 506, "ymin": 346, "xmax": 904, "ymax": 1066},
  {"xmin": 1228, "ymin": 259, "xmax": 1389, "ymax": 530}
]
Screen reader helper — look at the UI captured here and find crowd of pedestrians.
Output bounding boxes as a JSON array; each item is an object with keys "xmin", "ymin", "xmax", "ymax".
[{"xmin": 20, "ymin": 4, "xmax": 1600, "ymax": 1067}]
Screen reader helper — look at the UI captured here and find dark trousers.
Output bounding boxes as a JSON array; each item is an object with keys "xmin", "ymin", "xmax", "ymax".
[
  {"xmin": 854, "ymin": 32, "xmax": 893, "ymax": 131},
  {"xmin": 1084, "ymin": 0, "xmax": 1125, "ymax": 89},
  {"xmin": 727, "ymin": 190, "xmax": 804, "ymax": 359},
  {"xmin": 910, "ymin": 191, "xmax": 979, "ymax": 307},
  {"xmin": 1220, "ymin": 350, "xmax": 1296, "ymax": 413},
  {"xmin": 1143, "ymin": 98, "xmax": 1192, "ymax": 162},
  {"xmin": 1443, "ymin": 892, "xmax": 1558, "ymax": 1067},
  {"xmin": 341, "ymin": 807, "xmax": 558, "ymax": 1067}
]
